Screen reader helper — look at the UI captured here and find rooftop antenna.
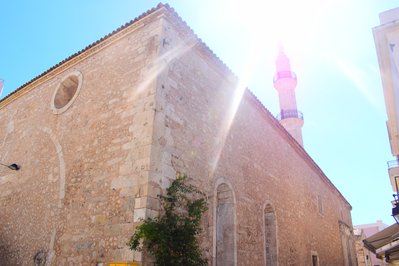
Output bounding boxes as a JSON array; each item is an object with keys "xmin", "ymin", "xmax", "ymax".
[{"xmin": 0, "ymin": 79, "xmax": 4, "ymax": 98}]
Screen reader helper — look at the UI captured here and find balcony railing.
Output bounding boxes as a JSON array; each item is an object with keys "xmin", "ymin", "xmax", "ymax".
[
  {"xmin": 273, "ymin": 71, "xmax": 297, "ymax": 83},
  {"xmin": 388, "ymin": 159, "xmax": 399, "ymax": 169},
  {"xmin": 388, "ymin": 159, "xmax": 399, "ymax": 193},
  {"xmin": 276, "ymin": 109, "xmax": 304, "ymax": 120}
]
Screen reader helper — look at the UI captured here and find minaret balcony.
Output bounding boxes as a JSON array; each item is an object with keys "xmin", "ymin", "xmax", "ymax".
[
  {"xmin": 276, "ymin": 109, "xmax": 303, "ymax": 120},
  {"xmin": 388, "ymin": 159, "xmax": 399, "ymax": 193},
  {"xmin": 273, "ymin": 71, "xmax": 297, "ymax": 83}
]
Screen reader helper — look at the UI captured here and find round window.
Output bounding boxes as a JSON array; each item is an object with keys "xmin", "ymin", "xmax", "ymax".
[{"xmin": 51, "ymin": 71, "xmax": 82, "ymax": 114}]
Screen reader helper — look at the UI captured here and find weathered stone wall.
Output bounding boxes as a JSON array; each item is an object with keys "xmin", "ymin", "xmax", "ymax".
[
  {"xmin": 354, "ymin": 229, "xmax": 373, "ymax": 266},
  {"xmin": 0, "ymin": 5, "xmax": 356, "ymax": 266},
  {"xmin": 0, "ymin": 11, "xmax": 164, "ymax": 265},
  {"xmin": 149, "ymin": 14, "xmax": 356, "ymax": 266}
]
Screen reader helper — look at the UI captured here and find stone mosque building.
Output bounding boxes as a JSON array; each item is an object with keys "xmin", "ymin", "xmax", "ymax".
[{"xmin": 0, "ymin": 4, "xmax": 357, "ymax": 265}]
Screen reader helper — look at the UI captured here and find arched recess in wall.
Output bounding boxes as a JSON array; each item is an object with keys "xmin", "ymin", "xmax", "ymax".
[
  {"xmin": 214, "ymin": 180, "xmax": 237, "ymax": 266},
  {"xmin": 264, "ymin": 203, "xmax": 278, "ymax": 266},
  {"xmin": 40, "ymin": 127, "xmax": 66, "ymax": 205},
  {"xmin": 339, "ymin": 221, "xmax": 356, "ymax": 266},
  {"xmin": 39, "ymin": 127, "xmax": 66, "ymax": 265}
]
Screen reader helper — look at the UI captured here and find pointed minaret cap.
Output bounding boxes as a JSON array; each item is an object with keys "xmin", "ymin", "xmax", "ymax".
[
  {"xmin": 273, "ymin": 45, "xmax": 297, "ymax": 91},
  {"xmin": 276, "ymin": 45, "xmax": 292, "ymax": 72},
  {"xmin": 273, "ymin": 46, "xmax": 304, "ymax": 147},
  {"xmin": 0, "ymin": 79, "xmax": 4, "ymax": 98}
]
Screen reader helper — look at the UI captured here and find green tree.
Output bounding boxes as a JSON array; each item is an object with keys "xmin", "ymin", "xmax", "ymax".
[{"xmin": 128, "ymin": 174, "xmax": 208, "ymax": 266}]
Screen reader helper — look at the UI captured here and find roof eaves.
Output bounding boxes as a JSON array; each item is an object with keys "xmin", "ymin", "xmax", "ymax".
[
  {"xmin": 0, "ymin": 3, "xmax": 168, "ymax": 106},
  {"xmin": 244, "ymin": 89, "xmax": 352, "ymax": 208},
  {"xmin": 0, "ymin": 3, "xmax": 353, "ymax": 208},
  {"xmin": 163, "ymin": 5, "xmax": 352, "ymax": 207},
  {"xmin": 159, "ymin": 4, "xmax": 236, "ymax": 78}
]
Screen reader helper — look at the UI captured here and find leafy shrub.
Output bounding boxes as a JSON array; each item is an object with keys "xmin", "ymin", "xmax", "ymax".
[{"xmin": 128, "ymin": 174, "xmax": 208, "ymax": 266}]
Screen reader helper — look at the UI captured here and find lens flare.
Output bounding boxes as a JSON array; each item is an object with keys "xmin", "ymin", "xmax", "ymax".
[
  {"xmin": 210, "ymin": 42, "xmax": 261, "ymax": 176},
  {"xmin": 127, "ymin": 40, "xmax": 196, "ymax": 102}
]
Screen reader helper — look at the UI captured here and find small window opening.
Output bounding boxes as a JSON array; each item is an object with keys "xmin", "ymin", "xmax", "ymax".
[
  {"xmin": 51, "ymin": 70, "xmax": 83, "ymax": 114},
  {"xmin": 312, "ymin": 255, "xmax": 318, "ymax": 266},
  {"xmin": 54, "ymin": 75, "xmax": 79, "ymax": 109}
]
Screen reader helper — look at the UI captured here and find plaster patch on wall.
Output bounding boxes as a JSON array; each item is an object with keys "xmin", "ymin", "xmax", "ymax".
[
  {"xmin": 7, "ymin": 119, "xmax": 14, "ymax": 134},
  {"xmin": 133, "ymin": 208, "xmax": 146, "ymax": 222},
  {"xmin": 40, "ymin": 127, "xmax": 65, "ymax": 207},
  {"xmin": 0, "ymin": 110, "xmax": 17, "ymax": 159}
]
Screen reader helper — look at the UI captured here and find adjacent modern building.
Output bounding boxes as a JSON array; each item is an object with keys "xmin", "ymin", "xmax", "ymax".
[
  {"xmin": 355, "ymin": 220, "xmax": 388, "ymax": 265},
  {"xmin": 354, "ymin": 228, "xmax": 374, "ymax": 266},
  {"xmin": 0, "ymin": 4, "xmax": 356, "ymax": 265},
  {"xmin": 373, "ymin": 6, "xmax": 399, "ymax": 195},
  {"xmin": 364, "ymin": 6, "xmax": 399, "ymax": 264}
]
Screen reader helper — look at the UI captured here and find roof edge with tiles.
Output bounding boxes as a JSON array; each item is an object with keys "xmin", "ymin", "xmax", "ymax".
[
  {"xmin": 0, "ymin": 3, "xmax": 351, "ymax": 208},
  {"xmin": 244, "ymin": 89, "xmax": 351, "ymax": 208},
  {"xmin": 0, "ymin": 3, "xmax": 168, "ymax": 108},
  {"xmin": 160, "ymin": 5, "xmax": 352, "ymax": 208}
]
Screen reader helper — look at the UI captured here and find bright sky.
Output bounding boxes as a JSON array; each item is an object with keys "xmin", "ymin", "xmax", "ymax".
[{"xmin": 1, "ymin": 1, "xmax": 398, "ymax": 226}]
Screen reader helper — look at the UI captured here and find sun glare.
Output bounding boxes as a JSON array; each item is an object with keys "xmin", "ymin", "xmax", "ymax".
[
  {"xmin": 331, "ymin": 56, "xmax": 382, "ymax": 110},
  {"xmin": 128, "ymin": 40, "xmax": 195, "ymax": 102},
  {"xmin": 207, "ymin": 0, "xmax": 337, "ymax": 173},
  {"xmin": 210, "ymin": 58, "xmax": 255, "ymax": 175},
  {"xmin": 220, "ymin": 0, "xmax": 333, "ymax": 62}
]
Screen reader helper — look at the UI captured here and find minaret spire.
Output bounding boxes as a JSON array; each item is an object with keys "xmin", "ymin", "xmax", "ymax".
[
  {"xmin": 0, "ymin": 79, "xmax": 4, "ymax": 98},
  {"xmin": 273, "ymin": 46, "xmax": 304, "ymax": 146}
]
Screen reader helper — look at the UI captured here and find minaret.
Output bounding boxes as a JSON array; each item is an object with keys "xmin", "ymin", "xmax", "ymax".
[
  {"xmin": 273, "ymin": 46, "xmax": 304, "ymax": 146},
  {"xmin": 0, "ymin": 79, "xmax": 4, "ymax": 98}
]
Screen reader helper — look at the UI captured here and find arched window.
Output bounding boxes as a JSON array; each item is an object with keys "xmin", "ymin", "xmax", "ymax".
[
  {"xmin": 264, "ymin": 204, "xmax": 277, "ymax": 266},
  {"xmin": 216, "ymin": 183, "xmax": 236, "ymax": 266}
]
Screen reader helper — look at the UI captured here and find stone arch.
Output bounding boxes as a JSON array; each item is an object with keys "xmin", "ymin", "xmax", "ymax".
[
  {"xmin": 39, "ymin": 127, "xmax": 65, "ymax": 266},
  {"xmin": 213, "ymin": 179, "xmax": 237, "ymax": 266},
  {"xmin": 40, "ymin": 127, "xmax": 65, "ymax": 206},
  {"xmin": 263, "ymin": 202, "xmax": 278, "ymax": 266}
]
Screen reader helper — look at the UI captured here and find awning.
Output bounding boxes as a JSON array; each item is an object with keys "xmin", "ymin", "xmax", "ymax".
[
  {"xmin": 363, "ymin": 223, "xmax": 399, "ymax": 261},
  {"xmin": 378, "ymin": 244, "xmax": 399, "ymax": 262}
]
